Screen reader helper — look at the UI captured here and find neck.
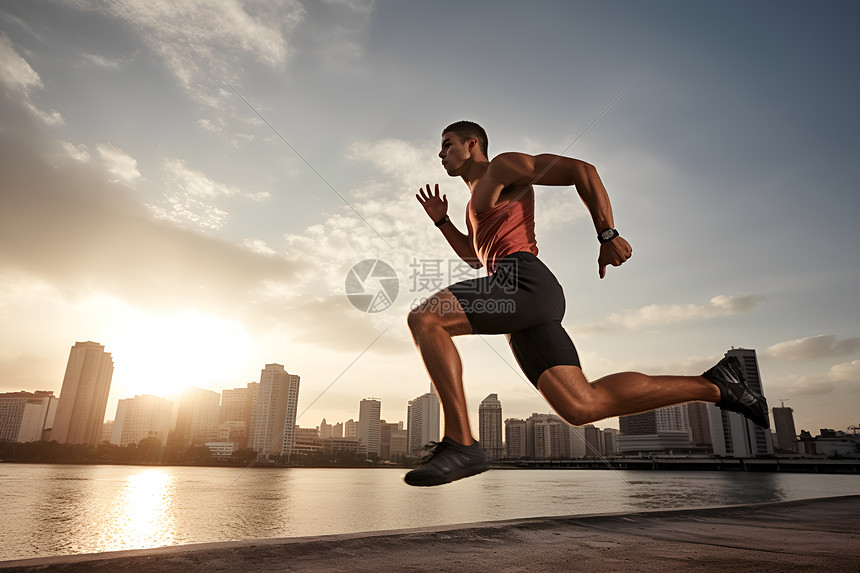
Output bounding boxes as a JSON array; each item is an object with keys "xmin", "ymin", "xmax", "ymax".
[{"xmin": 460, "ymin": 158, "xmax": 489, "ymax": 191}]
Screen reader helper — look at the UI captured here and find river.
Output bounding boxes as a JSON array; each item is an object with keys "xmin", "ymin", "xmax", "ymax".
[{"xmin": 1, "ymin": 463, "xmax": 857, "ymax": 562}]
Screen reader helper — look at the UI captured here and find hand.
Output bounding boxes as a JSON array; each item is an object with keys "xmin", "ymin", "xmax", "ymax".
[
  {"xmin": 416, "ymin": 183, "xmax": 448, "ymax": 223},
  {"xmin": 598, "ymin": 236, "xmax": 632, "ymax": 279}
]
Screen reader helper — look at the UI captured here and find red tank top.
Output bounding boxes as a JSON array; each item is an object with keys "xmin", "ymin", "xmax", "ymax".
[{"xmin": 467, "ymin": 193, "xmax": 538, "ymax": 274}]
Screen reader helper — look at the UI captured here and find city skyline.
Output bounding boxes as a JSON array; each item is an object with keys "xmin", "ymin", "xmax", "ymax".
[
  {"xmin": 6, "ymin": 340, "xmax": 855, "ymax": 450},
  {"xmin": 1, "ymin": 2, "xmax": 859, "ymax": 438}
]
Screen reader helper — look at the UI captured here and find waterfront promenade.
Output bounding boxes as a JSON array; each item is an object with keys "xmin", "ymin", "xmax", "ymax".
[{"xmin": 2, "ymin": 495, "xmax": 858, "ymax": 572}]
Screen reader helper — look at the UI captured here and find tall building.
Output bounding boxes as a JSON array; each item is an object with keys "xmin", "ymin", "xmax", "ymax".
[
  {"xmin": 617, "ymin": 404, "xmax": 692, "ymax": 453},
  {"xmin": 358, "ymin": 398, "xmax": 381, "ymax": 456},
  {"xmin": 250, "ymin": 364, "xmax": 300, "ymax": 458},
  {"xmin": 687, "ymin": 402, "xmax": 713, "ymax": 447},
  {"xmin": 601, "ymin": 428, "xmax": 619, "ymax": 456},
  {"xmin": 379, "ymin": 420, "xmax": 404, "ymax": 460},
  {"xmin": 319, "ymin": 418, "xmax": 333, "ymax": 439},
  {"xmin": 772, "ymin": 404, "xmax": 798, "ymax": 453},
  {"xmin": 407, "ymin": 391, "xmax": 440, "ymax": 454},
  {"xmin": 111, "ymin": 394, "xmax": 174, "ymax": 447},
  {"xmin": 505, "ymin": 418, "xmax": 527, "ymax": 459},
  {"xmin": 0, "ymin": 391, "xmax": 58, "ymax": 443},
  {"xmin": 173, "ymin": 387, "xmax": 221, "ymax": 447},
  {"xmin": 344, "ymin": 418, "xmax": 357, "ymax": 438},
  {"xmin": 219, "ymin": 382, "xmax": 258, "ymax": 449},
  {"xmin": 332, "ymin": 421, "xmax": 344, "ymax": 438},
  {"xmin": 583, "ymin": 424, "xmax": 603, "ymax": 458},
  {"xmin": 526, "ymin": 413, "xmax": 574, "ymax": 459},
  {"xmin": 51, "ymin": 341, "xmax": 114, "ymax": 446},
  {"xmin": 708, "ymin": 348, "xmax": 774, "ymax": 457},
  {"xmin": 478, "ymin": 393, "xmax": 503, "ymax": 461}
]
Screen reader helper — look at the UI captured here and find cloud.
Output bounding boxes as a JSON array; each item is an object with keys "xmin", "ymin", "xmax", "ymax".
[
  {"xmin": 765, "ymin": 335, "xmax": 860, "ymax": 361},
  {"xmin": 0, "ymin": 34, "xmax": 62, "ymax": 125},
  {"xmin": 0, "ymin": 39, "xmax": 308, "ymax": 323},
  {"xmin": 96, "ymin": 144, "xmax": 141, "ymax": 184},
  {"xmin": 786, "ymin": 360, "xmax": 860, "ymax": 396},
  {"xmin": 146, "ymin": 159, "xmax": 269, "ymax": 231},
  {"xmin": 582, "ymin": 294, "xmax": 763, "ymax": 332},
  {"xmin": 66, "ymin": 0, "xmax": 303, "ymax": 110}
]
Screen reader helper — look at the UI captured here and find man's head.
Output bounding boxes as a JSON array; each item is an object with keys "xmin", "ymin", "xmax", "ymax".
[{"xmin": 442, "ymin": 121, "xmax": 488, "ymax": 157}]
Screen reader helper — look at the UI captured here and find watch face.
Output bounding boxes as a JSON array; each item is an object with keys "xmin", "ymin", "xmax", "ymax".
[{"xmin": 601, "ymin": 230, "xmax": 614, "ymax": 240}]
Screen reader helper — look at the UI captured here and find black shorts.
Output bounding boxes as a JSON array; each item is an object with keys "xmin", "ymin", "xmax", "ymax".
[{"xmin": 447, "ymin": 251, "xmax": 580, "ymax": 386}]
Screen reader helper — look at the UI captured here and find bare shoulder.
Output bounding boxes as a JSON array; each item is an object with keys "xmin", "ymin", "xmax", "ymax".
[{"xmin": 485, "ymin": 152, "xmax": 536, "ymax": 186}]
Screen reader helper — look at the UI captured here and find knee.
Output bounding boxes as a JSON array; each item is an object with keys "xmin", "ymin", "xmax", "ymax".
[{"xmin": 407, "ymin": 305, "xmax": 435, "ymax": 337}]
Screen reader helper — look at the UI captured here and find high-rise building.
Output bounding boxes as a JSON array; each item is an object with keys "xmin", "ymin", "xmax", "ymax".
[
  {"xmin": 478, "ymin": 393, "xmax": 504, "ymax": 461},
  {"xmin": 617, "ymin": 404, "xmax": 692, "ymax": 453},
  {"xmin": 407, "ymin": 391, "xmax": 440, "ymax": 454},
  {"xmin": 51, "ymin": 342, "xmax": 114, "ymax": 446},
  {"xmin": 219, "ymin": 382, "xmax": 258, "ymax": 449},
  {"xmin": 583, "ymin": 424, "xmax": 603, "ymax": 458},
  {"xmin": 358, "ymin": 398, "xmax": 381, "ymax": 456},
  {"xmin": 332, "ymin": 421, "xmax": 344, "ymax": 438},
  {"xmin": 526, "ymin": 413, "xmax": 574, "ymax": 459},
  {"xmin": 772, "ymin": 404, "xmax": 798, "ymax": 453},
  {"xmin": 0, "ymin": 391, "xmax": 58, "ymax": 443},
  {"xmin": 111, "ymin": 394, "xmax": 174, "ymax": 447},
  {"xmin": 687, "ymin": 402, "xmax": 713, "ymax": 447},
  {"xmin": 173, "ymin": 387, "xmax": 221, "ymax": 447},
  {"xmin": 319, "ymin": 418, "xmax": 333, "ymax": 439},
  {"xmin": 708, "ymin": 348, "xmax": 774, "ymax": 457},
  {"xmin": 505, "ymin": 418, "xmax": 527, "ymax": 459},
  {"xmin": 379, "ymin": 420, "xmax": 404, "ymax": 460},
  {"xmin": 601, "ymin": 428, "xmax": 619, "ymax": 456},
  {"xmin": 249, "ymin": 364, "xmax": 300, "ymax": 458},
  {"xmin": 344, "ymin": 419, "xmax": 357, "ymax": 438}
]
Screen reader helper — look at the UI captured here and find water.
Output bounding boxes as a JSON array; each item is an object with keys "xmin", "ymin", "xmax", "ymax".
[{"xmin": 1, "ymin": 463, "xmax": 857, "ymax": 562}]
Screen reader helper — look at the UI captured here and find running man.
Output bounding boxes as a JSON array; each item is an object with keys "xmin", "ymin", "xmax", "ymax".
[{"xmin": 404, "ymin": 121, "xmax": 769, "ymax": 487}]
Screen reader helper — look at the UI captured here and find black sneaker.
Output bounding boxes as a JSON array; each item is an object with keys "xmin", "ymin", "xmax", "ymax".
[
  {"xmin": 703, "ymin": 355, "xmax": 770, "ymax": 429},
  {"xmin": 404, "ymin": 437, "xmax": 488, "ymax": 487}
]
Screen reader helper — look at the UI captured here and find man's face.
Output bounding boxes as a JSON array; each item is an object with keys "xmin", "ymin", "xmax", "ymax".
[{"xmin": 439, "ymin": 132, "xmax": 472, "ymax": 177}]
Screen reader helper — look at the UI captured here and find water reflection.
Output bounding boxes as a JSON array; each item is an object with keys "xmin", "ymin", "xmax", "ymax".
[{"xmin": 98, "ymin": 469, "xmax": 176, "ymax": 552}]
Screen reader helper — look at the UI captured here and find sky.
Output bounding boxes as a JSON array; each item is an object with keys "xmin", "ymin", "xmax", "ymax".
[{"xmin": 1, "ymin": 0, "xmax": 858, "ymax": 437}]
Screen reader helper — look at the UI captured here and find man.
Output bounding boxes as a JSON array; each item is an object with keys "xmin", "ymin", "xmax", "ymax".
[{"xmin": 405, "ymin": 121, "xmax": 768, "ymax": 487}]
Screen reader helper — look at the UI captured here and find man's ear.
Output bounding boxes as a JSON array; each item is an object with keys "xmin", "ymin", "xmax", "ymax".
[{"xmin": 467, "ymin": 137, "xmax": 478, "ymax": 154}]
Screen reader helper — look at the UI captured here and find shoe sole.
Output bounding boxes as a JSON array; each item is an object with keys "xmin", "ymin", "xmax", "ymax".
[{"xmin": 404, "ymin": 465, "xmax": 489, "ymax": 487}]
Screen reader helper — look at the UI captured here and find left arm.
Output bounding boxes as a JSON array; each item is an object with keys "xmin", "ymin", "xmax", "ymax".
[{"xmin": 477, "ymin": 152, "xmax": 632, "ymax": 278}]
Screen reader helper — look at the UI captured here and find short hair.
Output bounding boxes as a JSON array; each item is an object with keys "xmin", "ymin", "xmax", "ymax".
[{"xmin": 442, "ymin": 121, "xmax": 488, "ymax": 157}]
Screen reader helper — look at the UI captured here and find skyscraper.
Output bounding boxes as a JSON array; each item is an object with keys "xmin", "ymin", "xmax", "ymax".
[
  {"xmin": 708, "ymin": 348, "xmax": 773, "ymax": 457},
  {"xmin": 173, "ymin": 387, "xmax": 221, "ymax": 447},
  {"xmin": 505, "ymin": 418, "xmax": 527, "ymax": 459},
  {"xmin": 358, "ymin": 398, "xmax": 381, "ymax": 456},
  {"xmin": 250, "ymin": 364, "xmax": 300, "ymax": 458},
  {"xmin": 111, "ymin": 394, "xmax": 174, "ymax": 447},
  {"xmin": 407, "ymin": 391, "xmax": 441, "ymax": 454},
  {"xmin": 51, "ymin": 342, "xmax": 114, "ymax": 446},
  {"xmin": 617, "ymin": 404, "xmax": 692, "ymax": 453},
  {"xmin": 478, "ymin": 393, "xmax": 503, "ymax": 461},
  {"xmin": 772, "ymin": 404, "xmax": 798, "ymax": 453},
  {"xmin": 219, "ymin": 382, "xmax": 258, "ymax": 449},
  {"xmin": 0, "ymin": 391, "xmax": 57, "ymax": 443}
]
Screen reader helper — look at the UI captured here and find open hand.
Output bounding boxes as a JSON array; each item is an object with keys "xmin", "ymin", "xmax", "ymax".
[
  {"xmin": 416, "ymin": 183, "xmax": 448, "ymax": 222},
  {"xmin": 598, "ymin": 236, "xmax": 632, "ymax": 279}
]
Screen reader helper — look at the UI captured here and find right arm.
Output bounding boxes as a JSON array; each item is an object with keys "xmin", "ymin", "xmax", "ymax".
[{"xmin": 416, "ymin": 184, "xmax": 482, "ymax": 269}]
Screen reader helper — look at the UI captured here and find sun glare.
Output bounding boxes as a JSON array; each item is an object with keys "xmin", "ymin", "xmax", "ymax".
[{"xmin": 109, "ymin": 310, "xmax": 254, "ymax": 399}]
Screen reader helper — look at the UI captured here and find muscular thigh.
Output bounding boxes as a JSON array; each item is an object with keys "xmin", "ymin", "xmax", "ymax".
[{"xmin": 413, "ymin": 289, "xmax": 473, "ymax": 336}]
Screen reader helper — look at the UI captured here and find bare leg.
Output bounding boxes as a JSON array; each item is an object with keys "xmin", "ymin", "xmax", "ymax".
[
  {"xmin": 537, "ymin": 365, "xmax": 720, "ymax": 426},
  {"xmin": 407, "ymin": 289, "xmax": 475, "ymax": 445}
]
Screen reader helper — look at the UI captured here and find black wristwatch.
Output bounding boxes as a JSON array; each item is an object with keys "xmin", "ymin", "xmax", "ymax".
[
  {"xmin": 598, "ymin": 228, "xmax": 619, "ymax": 243},
  {"xmin": 434, "ymin": 215, "xmax": 450, "ymax": 227}
]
